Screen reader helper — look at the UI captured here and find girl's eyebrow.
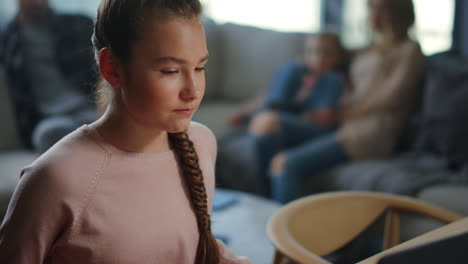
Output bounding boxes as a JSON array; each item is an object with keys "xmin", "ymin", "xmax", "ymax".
[
  {"xmin": 199, "ymin": 54, "xmax": 209, "ymax": 63},
  {"xmin": 153, "ymin": 56, "xmax": 186, "ymax": 64},
  {"xmin": 153, "ymin": 54, "xmax": 209, "ymax": 65}
]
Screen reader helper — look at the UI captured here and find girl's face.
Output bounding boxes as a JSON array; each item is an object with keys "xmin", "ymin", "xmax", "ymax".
[
  {"xmin": 119, "ymin": 17, "xmax": 208, "ymax": 133},
  {"xmin": 304, "ymin": 36, "xmax": 341, "ymax": 74},
  {"xmin": 368, "ymin": 0, "xmax": 390, "ymax": 33}
]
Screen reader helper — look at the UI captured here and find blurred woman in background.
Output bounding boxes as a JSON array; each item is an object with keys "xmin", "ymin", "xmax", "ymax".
[{"xmin": 267, "ymin": 0, "xmax": 425, "ymax": 203}]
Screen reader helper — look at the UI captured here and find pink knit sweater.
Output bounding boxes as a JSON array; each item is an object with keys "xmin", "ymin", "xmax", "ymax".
[{"xmin": 0, "ymin": 122, "xmax": 247, "ymax": 263}]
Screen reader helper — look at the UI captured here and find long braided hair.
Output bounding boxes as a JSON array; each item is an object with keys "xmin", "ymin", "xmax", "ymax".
[{"xmin": 92, "ymin": 1, "xmax": 220, "ymax": 263}]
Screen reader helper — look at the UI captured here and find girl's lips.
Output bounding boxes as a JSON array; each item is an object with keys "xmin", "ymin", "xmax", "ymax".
[{"xmin": 174, "ymin": 109, "xmax": 194, "ymax": 115}]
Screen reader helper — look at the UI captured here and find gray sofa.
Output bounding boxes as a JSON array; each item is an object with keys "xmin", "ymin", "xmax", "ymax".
[
  {"xmin": 1, "ymin": 21, "xmax": 467, "ymax": 240},
  {"xmin": 197, "ymin": 22, "xmax": 468, "ymax": 239},
  {"xmin": 0, "ymin": 67, "xmax": 38, "ymax": 218}
]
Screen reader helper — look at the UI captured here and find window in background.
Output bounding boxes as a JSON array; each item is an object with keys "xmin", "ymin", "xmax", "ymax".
[
  {"xmin": 0, "ymin": 0, "xmax": 322, "ymax": 33},
  {"xmin": 341, "ymin": 0, "xmax": 369, "ymax": 49},
  {"xmin": 201, "ymin": 0, "xmax": 322, "ymax": 32},
  {"xmin": 414, "ymin": 0, "xmax": 455, "ymax": 54},
  {"xmin": 342, "ymin": 0, "xmax": 455, "ymax": 55},
  {"xmin": 0, "ymin": 0, "xmax": 17, "ymax": 27}
]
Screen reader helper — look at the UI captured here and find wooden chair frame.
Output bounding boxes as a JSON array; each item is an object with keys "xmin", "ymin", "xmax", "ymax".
[{"xmin": 267, "ymin": 191, "xmax": 463, "ymax": 264}]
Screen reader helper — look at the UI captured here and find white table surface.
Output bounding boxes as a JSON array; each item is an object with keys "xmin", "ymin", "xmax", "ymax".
[{"xmin": 212, "ymin": 189, "xmax": 280, "ymax": 264}]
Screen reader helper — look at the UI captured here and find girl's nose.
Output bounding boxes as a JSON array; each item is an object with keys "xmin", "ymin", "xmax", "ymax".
[{"xmin": 180, "ymin": 73, "xmax": 201, "ymax": 102}]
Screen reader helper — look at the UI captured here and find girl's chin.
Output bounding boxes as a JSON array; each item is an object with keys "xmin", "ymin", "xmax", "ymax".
[{"xmin": 166, "ymin": 120, "xmax": 192, "ymax": 134}]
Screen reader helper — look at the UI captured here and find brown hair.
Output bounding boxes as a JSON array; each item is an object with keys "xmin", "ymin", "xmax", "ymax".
[
  {"xmin": 307, "ymin": 31, "xmax": 348, "ymax": 71},
  {"xmin": 380, "ymin": 0, "xmax": 415, "ymax": 37},
  {"xmin": 92, "ymin": 1, "xmax": 220, "ymax": 263}
]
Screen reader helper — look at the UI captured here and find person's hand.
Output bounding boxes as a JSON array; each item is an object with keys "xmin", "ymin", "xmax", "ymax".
[
  {"xmin": 336, "ymin": 110, "xmax": 348, "ymax": 123},
  {"xmin": 339, "ymin": 103, "xmax": 368, "ymax": 122},
  {"xmin": 302, "ymin": 110, "xmax": 339, "ymax": 128},
  {"xmin": 217, "ymin": 239, "xmax": 252, "ymax": 264},
  {"xmin": 220, "ymin": 255, "xmax": 252, "ymax": 264},
  {"xmin": 228, "ymin": 110, "xmax": 248, "ymax": 127}
]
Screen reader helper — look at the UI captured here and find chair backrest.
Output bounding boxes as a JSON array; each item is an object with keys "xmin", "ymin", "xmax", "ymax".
[
  {"xmin": 267, "ymin": 191, "xmax": 462, "ymax": 264},
  {"xmin": 358, "ymin": 217, "xmax": 468, "ymax": 264}
]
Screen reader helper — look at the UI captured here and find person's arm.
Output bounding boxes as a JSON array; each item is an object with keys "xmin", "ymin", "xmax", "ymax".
[
  {"xmin": 263, "ymin": 62, "xmax": 303, "ymax": 110},
  {"xmin": 228, "ymin": 62, "xmax": 302, "ymax": 127},
  {"xmin": 341, "ymin": 43, "xmax": 425, "ymax": 121},
  {"xmin": 228, "ymin": 94, "xmax": 265, "ymax": 126},
  {"xmin": 302, "ymin": 109, "xmax": 339, "ymax": 128},
  {"xmin": 302, "ymin": 72, "xmax": 346, "ymax": 128},
  {"xmin": 217, "ymin": 240, "xmax": 251, "ymax": 264},
  {"xmin": 0, "ymin": 167, "xmax": 68, "ymax": 263}
]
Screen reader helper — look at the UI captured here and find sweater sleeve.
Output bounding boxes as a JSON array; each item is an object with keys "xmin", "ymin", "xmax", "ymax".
[{"xmin": 0, "ymin": 165, "xmax": 70, "ymax": 263}]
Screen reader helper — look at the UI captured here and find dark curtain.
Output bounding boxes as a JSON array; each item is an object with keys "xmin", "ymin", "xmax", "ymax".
[
  {"xmin": 453, "ymin": 0, "xmax": 468, "ymax": 56},
  {"xmin": 321, "ymin": 0, "xmax": 344, "ymax": 30}
]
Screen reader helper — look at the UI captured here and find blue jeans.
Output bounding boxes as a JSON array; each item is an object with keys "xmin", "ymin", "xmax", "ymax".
[
  {"xmin": 271, "ymin": 133, "xmax": 348, "ymax": 203},
  {"xmin": 251, "ymin": 112, "xmax": 348, "ymax": 203}
]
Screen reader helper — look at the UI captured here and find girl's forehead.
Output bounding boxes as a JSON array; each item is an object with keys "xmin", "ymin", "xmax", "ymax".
[
  {"xmin": 132, "ymin": 16, "xmax": 207, "ymax": 60},
  {"xmin": 139, "ymin": 16, "xmax": 203, "ymax": 42}
]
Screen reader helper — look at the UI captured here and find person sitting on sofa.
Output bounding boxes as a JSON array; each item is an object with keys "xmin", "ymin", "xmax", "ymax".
[
  {"xmin": 225, "ymin": 32, "xmax": 348, "ymax": 197},
  {"xmin": 263, "ymin": 0, "xmax": 426, "ymax": 203},
  {"xmin": 0, "ymin": 0, "xmax": 97, "ymax": 153},
  {"xmin": 227, "ymin": 32, "xmax": 348, "ymax": 128}
]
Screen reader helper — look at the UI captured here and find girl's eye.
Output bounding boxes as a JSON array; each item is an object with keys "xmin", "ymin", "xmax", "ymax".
[
  {"xmin": 160, "ymin": 69, "xmax": 178, "ymax": 75},
  {"xmin": 195, "ymin": 66, "xmax": 206, "ymax": 72}
]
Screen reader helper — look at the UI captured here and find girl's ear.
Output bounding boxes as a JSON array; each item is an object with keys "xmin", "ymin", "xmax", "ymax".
[{"xmin": 98, "ymin": 48, "xmax": 125, "ymax": 89}]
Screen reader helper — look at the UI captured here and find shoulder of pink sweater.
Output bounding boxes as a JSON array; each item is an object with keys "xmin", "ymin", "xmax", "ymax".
[
  {"xmin": 187, "ymin": 121, "xmax": 217, "ymax": 162},
  {"xmin": 20, "ymin": 126, "xmax": 109, "ymax": 201}
]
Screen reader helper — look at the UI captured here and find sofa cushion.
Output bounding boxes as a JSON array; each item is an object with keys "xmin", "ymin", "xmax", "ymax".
[
  {"xmin": 399, "ymin": 184, "xmax": 468, "ymax": 241},
  {"xmin": 0, "ymin": 66, "xmax": 22, "ymax": 150},
  {"xmin": 414, "ymin": 53, "xmax": 468, "ymax": 168},
  {"xmin": 203, "ymin": 18, "xmax": 222, "ymax": 100},
  {"xmin": 218, "ymin": 23, "xmax": 307, "ymax": 100},
  {"xmin": 417, "ymin": 184, "xmax": 468, "ymax": 215},
  {"xmin": 193, "ymin": 101, "xmax": 240, "ymax": 136},
  {"xmin": 303, "ymin": 153, "xmax": 458, "ymax": 196},
  {"xmin": 216, "ymin": 132, "xmax": 258, "ymax": 194},
  {"xmin": 0, "ymin": 151, "xmax": 38, "ymax": 219}
]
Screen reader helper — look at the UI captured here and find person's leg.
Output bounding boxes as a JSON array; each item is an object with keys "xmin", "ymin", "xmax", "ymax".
[
  {"xmin": 250, "ymin": 111, "xmax": 332, "ymax": 197},
  {"xmin": 32, "ymin": 116, "xmax": 80, "ymax": 153},
  {"xmin": 270, "ymin": 133, "xmax": 349, "ymax": 204},
  {"xmin": 250, "ymin": 111, "xmax": 283, "ymax": 197},
  {"xmin": 275, "ymin": 112, "xmax": 332, "ymax": 148}
]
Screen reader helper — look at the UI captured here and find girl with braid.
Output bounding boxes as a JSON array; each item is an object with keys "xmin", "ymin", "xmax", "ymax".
[{"xmin": 0, "ymin": 0, "xmax": 250, "ymax": 263}]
